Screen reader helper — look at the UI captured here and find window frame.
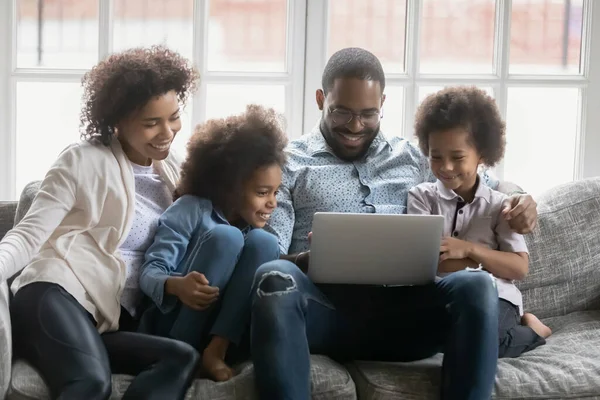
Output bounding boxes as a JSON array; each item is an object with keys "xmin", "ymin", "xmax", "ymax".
[
  {"xmin": 0, "ymin": 0, "xmax": 306, "ymax": 200},
  {"xmin": 304, "ymin": 0, "xmax": 600, "ymax": 183}
]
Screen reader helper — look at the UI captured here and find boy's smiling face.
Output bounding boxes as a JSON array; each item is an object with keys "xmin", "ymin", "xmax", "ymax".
[{"xmin": 428, "ymin": 127, "xmax": 483, "ymax": 200}]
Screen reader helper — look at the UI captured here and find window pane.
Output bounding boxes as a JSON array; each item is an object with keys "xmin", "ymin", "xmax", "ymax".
[
  {"xmin": 420, "ymin": 0, "xmax": 495, "ymax": 74},
  {"xmin": 207, "ymin": 0, "xmax": 287, "ymax": 72},
  {"xmin": 510, "ymin": 0, "xmax": 583, "ymax": 74},
  {"xmin": 16, "ymin": 0, "xmax": 98, "ymax": 69},
  {"xmin": 380, "ymin": 86, "xmax": 404, "ymax": 138},
  {"xmin": 205, "ymin": 84, "xmax": 285, "ymax": 121},
  {"xmin": 505, "ymin": 88, "xmax": 580, "ymax": 196},
  {"xmin": 112, "ymin": 0, "xmax": 194, "ymax": 60},
  {"xmin": 328, "ymin": 0, "xmax": 407, "ymax": 73},
  {"xmin": 418, "ymin": 86, "xmax": 494, "ymax": 104},
  {"xmin": 16, "ymin": 82, "xmax": 82, "ymax": 196}
]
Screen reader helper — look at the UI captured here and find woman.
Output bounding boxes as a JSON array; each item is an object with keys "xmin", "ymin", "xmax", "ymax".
[{"xmin": 2, "ymin": 45, "xmax": 200, "ymax": 400}]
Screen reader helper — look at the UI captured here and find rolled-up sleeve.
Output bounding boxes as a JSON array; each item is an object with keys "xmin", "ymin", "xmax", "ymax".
[
  {"xmin": 495, "ymin": 202, "xmax": 529, "ymax": 254},
  {"xmin": 139, "ymin": 196, "xmax": 206, "ymax": 313}
]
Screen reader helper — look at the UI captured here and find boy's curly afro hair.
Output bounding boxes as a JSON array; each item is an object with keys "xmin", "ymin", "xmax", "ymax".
[
  {"xmin": 80, "ymin": 45, "xmax": 199, "ymax": 145},
  {"xmin": 414, "ymin": 86, "xmax": 506, "ymax": 166},
  {"xmin": 174, "ymin": 105, "xmax": 288, "ymax": 211}
]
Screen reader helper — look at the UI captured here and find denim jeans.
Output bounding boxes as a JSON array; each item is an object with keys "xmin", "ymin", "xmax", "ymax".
[
  {"xmin": 250, "ymin": 260, "xmax": 499, "ymax": 400},
  {"xmin": 149, "ymin": 226, "xmax": 280, "ymax": 351}
]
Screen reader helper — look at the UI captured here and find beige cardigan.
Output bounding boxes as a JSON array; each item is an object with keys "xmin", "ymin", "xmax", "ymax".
[{"xmin": 0, "ymin": 138, "xmax": 181, "ymax": 333}]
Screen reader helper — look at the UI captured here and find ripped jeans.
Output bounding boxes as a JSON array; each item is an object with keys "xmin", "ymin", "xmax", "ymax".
[{"xmin": 251, "ymin": 260, "xmax": 499, "ymax": 400}]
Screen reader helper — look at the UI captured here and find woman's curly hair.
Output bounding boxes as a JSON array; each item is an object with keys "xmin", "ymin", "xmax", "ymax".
[
  {"xmin": 414, "ymin": 86, "xmax": 506, "ymax": 166},
  {"xmin": 174, "ymin": 105, "xmax": 288, "ymax": 211},
  {"xmin": 80, "ymin": 45, "xmax": 199, "ymax": 145}
]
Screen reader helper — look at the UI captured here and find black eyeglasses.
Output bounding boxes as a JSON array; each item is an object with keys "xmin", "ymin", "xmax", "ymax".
[{"xmin": 328, "ymin": 108, "xmax": 383, "ymax": 127}]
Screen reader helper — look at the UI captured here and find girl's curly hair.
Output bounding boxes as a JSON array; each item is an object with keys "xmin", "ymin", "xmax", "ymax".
[
  {"xmin": 174, "ymin": 105, "xmax": 288, "ymax": 211},
  {"xmin": 414, "ymin": 86, "xmax": 506, "ymax": 167},
  {"xmin": 80, "ymin": 45, "xmax": 199, "ymax": 145}
]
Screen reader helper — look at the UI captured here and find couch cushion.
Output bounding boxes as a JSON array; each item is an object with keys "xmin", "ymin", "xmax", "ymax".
[
  {"xmin": 518, "ymin": 177, "xmax": 600, "ymax": 319},
  {"xmin": 7, "ymin": 355, "xmax": 356, "ymax": 400},
  {"xmin": 348, "ymin": 311, "xmax": 600, "ymax": 399}
]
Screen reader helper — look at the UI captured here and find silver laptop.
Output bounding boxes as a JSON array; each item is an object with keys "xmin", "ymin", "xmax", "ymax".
[{"xmin": 308, "ymin": 212, "xmax": 444, "ymax": 286}]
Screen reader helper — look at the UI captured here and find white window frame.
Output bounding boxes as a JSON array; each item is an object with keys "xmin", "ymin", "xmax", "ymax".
[
  {"xmin": 304, "ymin": 0, "xmax": 600, "ymax": 182},
  {"xmin": 1, "ymin": 0, "xmax": 600, "ymax": 200},
  {"xmin": 0, "ymin": 0, "xmax": 306, "ymax": 200}
]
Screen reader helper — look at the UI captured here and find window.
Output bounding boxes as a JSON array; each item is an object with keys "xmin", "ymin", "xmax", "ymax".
[
  {"xmin": 1, "ymin": 0, "xmax": 599, "ymax": 200},
  {"xmin": 305, "ymin": 0, "xmax": 599, "ymax": 197}
]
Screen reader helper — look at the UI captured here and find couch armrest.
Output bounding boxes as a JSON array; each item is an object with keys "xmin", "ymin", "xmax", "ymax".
[{"xmin": 0, "ymin": 281, "xmax": 11, "ymax": 399}]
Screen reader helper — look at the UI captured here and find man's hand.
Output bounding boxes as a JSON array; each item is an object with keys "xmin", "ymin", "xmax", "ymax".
[
  {"xmin": 501, "ymin": 193, "xmax": 538, "ymax": 234},
  {"xmin": 166, "ymin": 272, "xmax": 219, "ymax": 311},
  {"xmin": 439, "ymin": 237, "xmax": 474, "ymax": 262}
]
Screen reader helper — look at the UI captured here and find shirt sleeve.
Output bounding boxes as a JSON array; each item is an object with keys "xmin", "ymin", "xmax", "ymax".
[
  {"xmin": 494, "ymin": 196, "xmax": 528, "ymax": 253},
  {"xmin": 417, "ymin": 152, "xmax": 437, "ymax": 183},
  {"xmin": 0, "ymin": 145, "xmax": 79, "ymax": 282},
  {"xmin": 139, "ymin": 196, "xmax": 206, "ymax": 313},
  {"xmin": 264, "ymin": 168, "xmax": 295, "ymax": 254},
  {"xmin": 480, "ymin": 167, "xmax": 500, "ymax": 190},
  {"xmin": 407, "ymin": 185, "xmax": 433, "ymax": 215}
]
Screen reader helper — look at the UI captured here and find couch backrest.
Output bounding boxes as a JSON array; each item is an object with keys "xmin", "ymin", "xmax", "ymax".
[
  {"xmin": 518, "ymin": 177, "xmax": 600, "ymax": 319},
  {"xmin": 0, "ymin": 203, "xmax": 17, "ymax": 241}
]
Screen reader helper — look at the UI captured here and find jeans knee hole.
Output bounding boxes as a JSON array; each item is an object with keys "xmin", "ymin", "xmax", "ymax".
[{"xmin": 256, "ymin": 272, "xmax": 297, "ymax": 298}]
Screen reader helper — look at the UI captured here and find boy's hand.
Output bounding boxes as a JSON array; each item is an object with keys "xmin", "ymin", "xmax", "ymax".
[
  {"xmin": 170, "ymin": 272, "xmax": 219, "ymax": 311},
  {"xmin": 439, "ymin": 237, "xmax": 473, "ymax": 262}
]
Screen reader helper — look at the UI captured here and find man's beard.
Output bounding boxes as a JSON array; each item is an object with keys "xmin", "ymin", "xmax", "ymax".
[{"xmin": 319, "ymin": 119, "xmax": 379, "ymax": 162}]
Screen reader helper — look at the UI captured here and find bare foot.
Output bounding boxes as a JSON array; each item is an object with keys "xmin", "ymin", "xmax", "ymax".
[
  {"xmin": 522, "ymin": 313, "xmax": 552, "ymax": 338},
  {"xmin": 202, "ymin": 336, "xmax": 234, "ymax": 382}
]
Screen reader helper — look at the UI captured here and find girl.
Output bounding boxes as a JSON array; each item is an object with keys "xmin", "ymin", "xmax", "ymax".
[
  {"xmin": 408, "ymin": 86, "xmax": 552, "ymax": 358},
  {"xmin": 138, "ymin": 104, "xmax": 287, "ymax": 382},
  {"xmin": 3, "ymin": 45, "xmax": 200, "ymax": 399}
]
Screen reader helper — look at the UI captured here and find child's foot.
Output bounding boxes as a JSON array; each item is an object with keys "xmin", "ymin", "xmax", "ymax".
[
  {"xmin": 522, "ymin": 313, "xmax": 552, "ymax": 338},
  {"xmin": 202, "ymin": 336, "xmax": 234, "ymax": 382}
]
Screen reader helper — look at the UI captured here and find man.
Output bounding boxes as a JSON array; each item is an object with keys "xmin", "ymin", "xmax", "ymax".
[{"xmin": 251, "ymin": 48, "xmax": 537, "ymax": 400}]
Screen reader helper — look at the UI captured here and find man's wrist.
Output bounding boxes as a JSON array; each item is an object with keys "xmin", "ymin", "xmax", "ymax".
[{"xmin": 508, "ymin": 190, "xmax": 527, "ymax": 197}]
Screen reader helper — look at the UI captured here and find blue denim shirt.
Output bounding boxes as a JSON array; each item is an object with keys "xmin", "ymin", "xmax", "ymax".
[
  {"xmin": 265, "ymin": 123, "xmax": 498, "ymax": 255},
  {"xmin": 139, "ymin": 195, "xmax": 250, "ymax": 313}
]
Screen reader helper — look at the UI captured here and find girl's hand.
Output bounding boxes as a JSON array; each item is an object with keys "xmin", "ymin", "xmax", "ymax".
[
  {"xmin": 439, "ymin": 237, "xmax": 474, "ymax": 262},
  {"xmin": 171, "ymin": 272, "xmax": 219, "ymax": 311}
]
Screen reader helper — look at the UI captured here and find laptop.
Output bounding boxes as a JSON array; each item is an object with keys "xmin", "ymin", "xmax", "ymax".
[{"xmin": 308, "ymin": 212, "xmax": 444, "ymax": 286}]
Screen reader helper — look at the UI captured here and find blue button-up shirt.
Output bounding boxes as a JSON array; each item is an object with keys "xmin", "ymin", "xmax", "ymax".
[{"xmin": 266, "ymin": 123, "xmax": 497, "ymax": 255}]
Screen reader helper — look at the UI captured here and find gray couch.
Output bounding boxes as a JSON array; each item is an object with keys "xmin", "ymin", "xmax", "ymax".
[{"xmin": 0, "ymin": 177, "xmax": 599, "ymax": 399}]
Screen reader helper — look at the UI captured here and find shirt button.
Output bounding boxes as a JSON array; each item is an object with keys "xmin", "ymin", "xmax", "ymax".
[
  {"xmin": 453, "ymin": 231, "xmax": 459, "ymax": 237},
  {"xmin": 458, "ymin": 210, "xmax": 463, "ymax": 214}
]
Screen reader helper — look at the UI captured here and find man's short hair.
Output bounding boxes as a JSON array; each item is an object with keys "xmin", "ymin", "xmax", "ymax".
[{"xmin": 321, "ymin": 47, "xmax": 386, "ymax": 95}]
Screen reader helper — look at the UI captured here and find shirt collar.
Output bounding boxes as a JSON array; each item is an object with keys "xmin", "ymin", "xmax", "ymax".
[
  {"xmin": 435, "ymin": 176, "xmax": 492, "ymax": 203},
  {"xmin": 305, "ymin": 120, "xmax": 392, "ymax": 157},
  {"xmin": 212, "ymin": 207, "xmax": 252, "ymax": 233}
]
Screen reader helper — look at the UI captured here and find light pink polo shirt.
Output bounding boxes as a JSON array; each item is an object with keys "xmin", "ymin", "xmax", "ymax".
[{"xmin": 407, "ymin": 179, "xmax": 529, "ymax": 315}]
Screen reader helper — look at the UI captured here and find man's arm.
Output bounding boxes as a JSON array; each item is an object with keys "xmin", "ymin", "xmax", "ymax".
[{"xmin": 496, "ymin": 181, "xmax": 525, "ymax": 196}]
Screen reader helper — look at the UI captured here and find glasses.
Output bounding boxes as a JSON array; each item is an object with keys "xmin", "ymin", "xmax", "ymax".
[{"xmin": 328, "ymin": 108, "xmax": 382, "ymax": 127}]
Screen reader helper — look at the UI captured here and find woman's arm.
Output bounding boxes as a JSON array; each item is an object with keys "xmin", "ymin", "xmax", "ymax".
[
  {"xmin": 139, "ymin": 196, "xmax": 206, "ymax": 313},
  {"xmin": 0, "ymin": 145, "xmax": 79, "ymax": 282}
]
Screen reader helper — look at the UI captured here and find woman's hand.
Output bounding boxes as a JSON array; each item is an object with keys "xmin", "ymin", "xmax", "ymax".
[{"xmin": 166, "ymin": 272, "xmax": 219, "ymax": 311}]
